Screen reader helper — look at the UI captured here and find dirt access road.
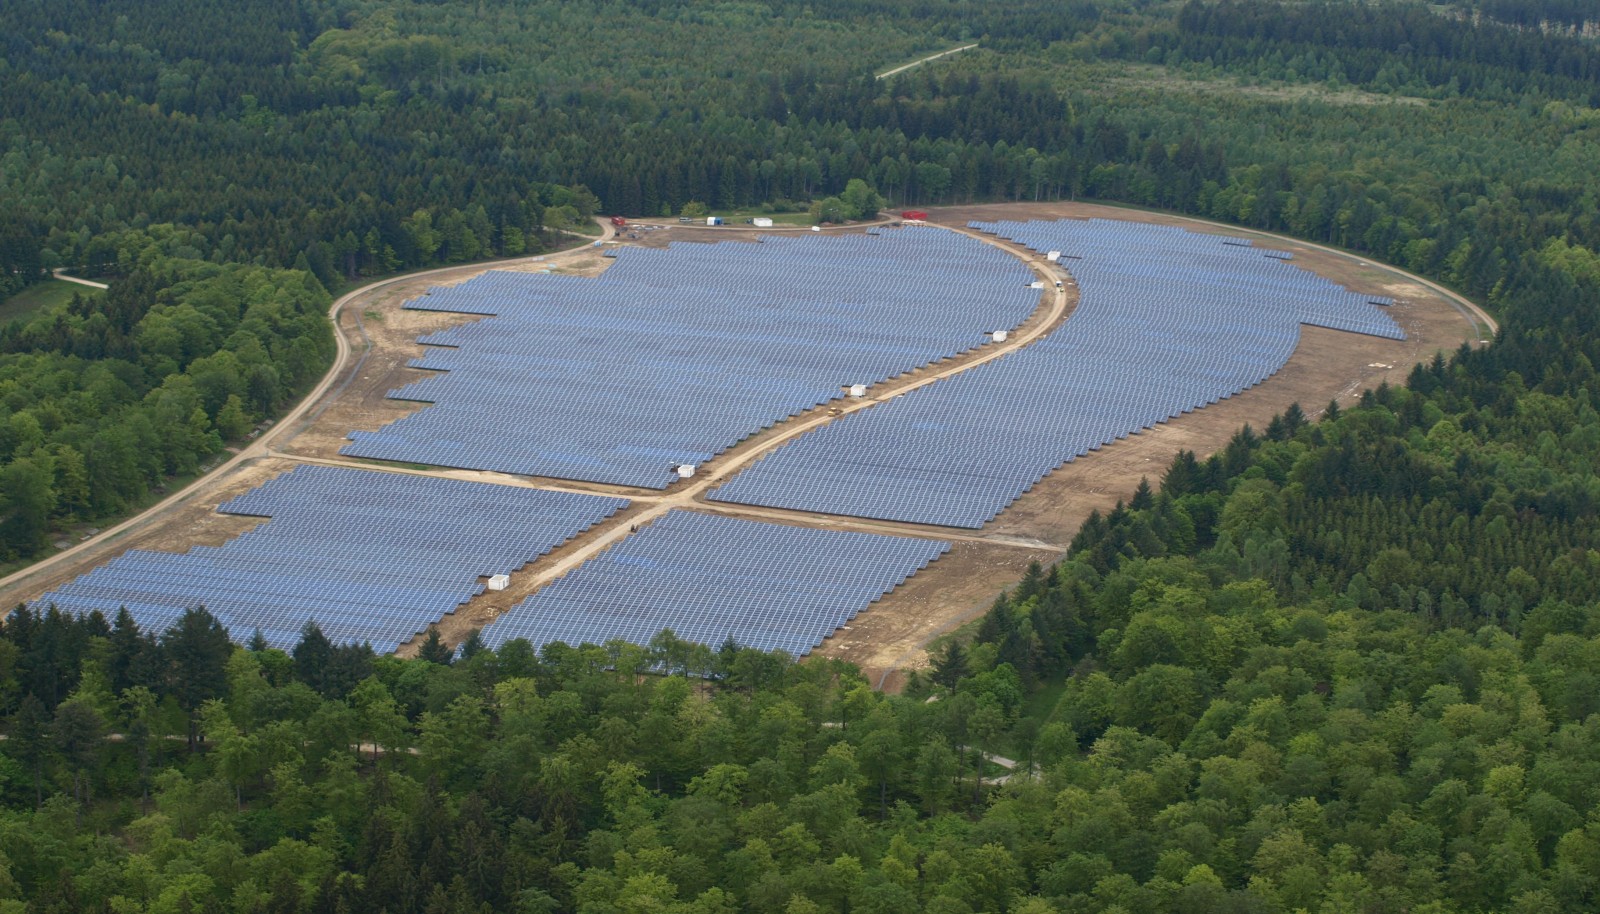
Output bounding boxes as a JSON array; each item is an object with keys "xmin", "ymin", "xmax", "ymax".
[
  {"xmin": 0, "ymin": 217, "xmax": 1060, "ymax": 613},
  {"xmin": 0, "ymin": 224, "xmax": 616, "ymax": 602},
  {"xmin": 377, "ymin": 222, "xmax": 1072, "ymax": 654},
  {"xmin": 2, "ymin": 206, "xmax": 1485, "ymax": 689},
  {"xmin": 825, "ymin": 202, "xmax": 1490, "ymax": 689}
]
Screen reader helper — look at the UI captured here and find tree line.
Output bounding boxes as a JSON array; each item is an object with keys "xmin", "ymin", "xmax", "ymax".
[
  {"xmin": 0, "ymin": 252, "xmax": 332, "ymax": 559},
  {"xmin": 2, "ymin": 0, "xmax": 1600, "ymax": 909}
]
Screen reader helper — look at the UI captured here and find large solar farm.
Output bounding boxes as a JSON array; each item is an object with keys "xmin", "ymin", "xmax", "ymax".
[{"xmin": 4, "ymin": 202, "xmax": 1487, "ymax": 681}]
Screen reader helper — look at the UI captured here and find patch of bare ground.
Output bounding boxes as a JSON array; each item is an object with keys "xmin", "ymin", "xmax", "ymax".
[{"xmin": 824, "ymin": 541, "xmax": 1060, "ymax": 691}]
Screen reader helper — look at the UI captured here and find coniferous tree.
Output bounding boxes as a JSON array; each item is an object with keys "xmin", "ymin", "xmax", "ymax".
[
  {"xmin": 161, "ymin": 608, "xmax": 231, "ymax": 749},
  {"xmin": 1129, "ymin": 477, "xmax": 1154, "ymax": 510},
  {"xmin": 51, "ymin": 699, "xmax": 104, "ymax": 812},
  {"xmin": 11, "ymin": 694, "xmax": 49, "ymax": 807},
  {"xmin": 292, "ymin": 622, "xmax": 335, "ymax": 694},
  {"xmin": 418, "ymin": 629, "xmax": 454, "ymax": 666},
  {"xmin": 930, "ymin": 641, "xmax": 968, "ymax": 689},
  {"xmin": 1282, "ymin": 402, "xmax": 1307, "ymax": 437}
]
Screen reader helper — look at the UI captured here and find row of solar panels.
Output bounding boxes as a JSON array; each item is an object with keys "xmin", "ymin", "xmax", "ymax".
[{"xmin": 27, "ymin": 466, "xmax": 629, "ymax": 653}]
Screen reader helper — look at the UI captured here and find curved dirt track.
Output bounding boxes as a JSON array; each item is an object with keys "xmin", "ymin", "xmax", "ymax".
[
  {"xmin": 821, "ymin": 202, "xmax": 1491, "ymax": 687},
  {"xmin": 2, "ymin": 206, "xmax": 1485, "ymax": 686},
  {"xmin": 379, "ymin": 224, "xmax": 1073, "ymax": 655},
  {"xmin": 0, "ymin": 216, "xmax": 1051, "ymax": 610},
  {"xmin": 0, "ymin": 222, "xmax": 615, "ymax": 603}
]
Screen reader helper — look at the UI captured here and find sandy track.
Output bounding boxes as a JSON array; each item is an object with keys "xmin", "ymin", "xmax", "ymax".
[
  {"xmin": 0, "ymin": 222, "xmax": 615, "ymax": 605},
  {"xmin": 817, "ymin": 203, "xmax": 1487, "ymax": 684},
  {"xmin": 877, "ymin": 44, "xmax": 978, "ymax": 79},
  {"xmin": 5, "ymin": 207, "xmax": 1484, "ymax": 688},
  {"xmin": 395, "ymin": 224, "xmax": 1074, "ymax": 653}
]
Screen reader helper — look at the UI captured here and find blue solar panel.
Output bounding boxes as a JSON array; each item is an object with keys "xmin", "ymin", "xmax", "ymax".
[
  {"xmin": 341, "ymin": 228, "xmax": 1039, "ymax": 488},
  {"xmin": 709, "ymin": 218, "xmax": 1406, "ymax": 528},
  {"xmin": 28, "ymin": 466, "xmax": 629, "ymax": 651},
  {"xmin": 478, "ymin": 510, "xmax": 949, "ymax": 657}
]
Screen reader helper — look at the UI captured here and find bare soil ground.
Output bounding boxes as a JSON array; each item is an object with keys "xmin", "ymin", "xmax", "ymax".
[
  {"xmin": 282, "ymin": 250, "xmax": 619, "ymax": 464},
  {"xmin": 804, "ymin": 202, "xmax": 1484, "ymax": 687},
  {"xmin": 824, "ymin": 541, "xmax": 1059, "ymax": 691},
  {"xmin": 8, "ymin": 205, "xmax": 1483, "ymax": 691}
]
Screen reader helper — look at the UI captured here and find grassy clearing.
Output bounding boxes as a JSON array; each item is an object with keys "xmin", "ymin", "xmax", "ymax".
[
  {"xmin": 926, "ymin": 611, "xmax": 988, "ymax": 654},
  {"xmin": 699, "ymin": 209, "xmax": 818, "ymax": 226},
  {"xmin": 766, "ymin": 212, "xmax": 821, "ymax": 226},
  {"xmin": 1020, "ymin": 676, "xmax": 1069, "ymax": 725},
  {"xmin": 0, "ymin": 280, "xmax": 99, "ymax": 324},
  {"xmin": 1087, "ymin": 63, "xmax": 1429, "ymax": 107}
]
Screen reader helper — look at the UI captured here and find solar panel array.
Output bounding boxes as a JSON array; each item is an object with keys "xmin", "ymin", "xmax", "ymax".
[
  {"xmin": 342, "ymin": 228, "xmax": 1038, "ymax": 488},
  {"xmin": 710, "ymin": 218, "xmax": 1406, "ymax": 528},
  {"xmin": 27, "ymin": 466, "xmax": 628, "ymax": 651},
  {"xmin": 479, "ymin": 510, "xmax": 949, "ymax": 656},
  {"xmin": 23, "ymin": 217, "xmax": 1402, "ymax": 655}
]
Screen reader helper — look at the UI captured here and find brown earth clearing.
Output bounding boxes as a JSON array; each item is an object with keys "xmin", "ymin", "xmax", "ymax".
[
  {"xmin": 807, "ymin": 202, "xmax": 1486, "ymax": 686},
  {"xmin": 2, "ymin": 206, "xmax": 1486, "ymax": 689}
]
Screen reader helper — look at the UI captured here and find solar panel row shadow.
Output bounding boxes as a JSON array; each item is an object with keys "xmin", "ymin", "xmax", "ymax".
[
  {"xmin": 709, "ymin": 218, "xmax": 1406, "ymax": 528},
  {"xmin": 479, "ymin": 510, "xmax": 949, "ymax": 657},
  {"xmin": 28, "ymin": 465, "xmax": 629, "ymax": 651},
  {"xmin": 342, "ymin": 228, "xmax": 1039, "ymax": 488}
]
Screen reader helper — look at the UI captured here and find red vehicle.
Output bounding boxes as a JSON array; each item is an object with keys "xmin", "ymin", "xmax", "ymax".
[
  {"xmin": 610, "ymin": 216, "xmax": 628, "ymax": 227},
  {"xmin": 901, "ymin": 210, "xmax": 929, "ymax": 221}
]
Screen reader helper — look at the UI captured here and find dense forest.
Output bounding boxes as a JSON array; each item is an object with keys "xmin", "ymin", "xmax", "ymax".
[
  {"xmin": 0, "ymin": 255, "xmax": 333, "ymax": 559},
  {"xmin": 3, "ymin": 0, "xmax": 1587, "ymax": 566},
  {"xmin": 5, "ymin": 0, "xmax": 1600, "ymax": 909}
]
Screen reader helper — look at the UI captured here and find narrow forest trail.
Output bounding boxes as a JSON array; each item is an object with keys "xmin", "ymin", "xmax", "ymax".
[
  {"xmin": 50, "ymin": 270, "xmax": 109, "ymax": 290},
  {"xmin": 876, "ymin": 44, "xmax": 978, "ymax": 79}
]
